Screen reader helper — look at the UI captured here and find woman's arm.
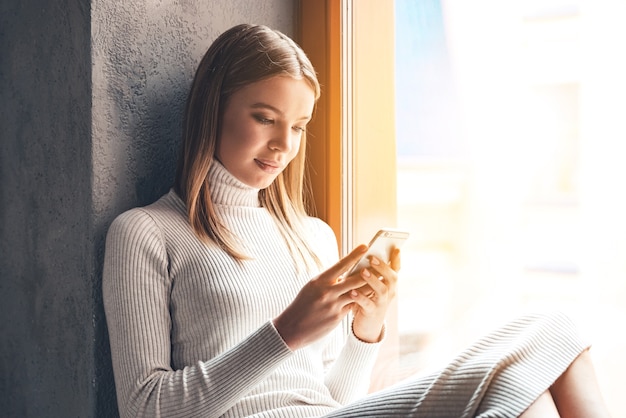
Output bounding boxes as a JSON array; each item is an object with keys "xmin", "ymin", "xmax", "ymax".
[
  {"xmin": 322, "ymin": 245, "xmax": 401, "ymax": 403},
  {"xmin": 322, "ymin": 316, "xmax": 383, "ymax": 404},
  {"xmin": 103, "ymin": 209, "xmax": 293, "ymax": 417},
  {"xmin": 309, "ymin": 220, "xmax": 384, "ymax": 404}
]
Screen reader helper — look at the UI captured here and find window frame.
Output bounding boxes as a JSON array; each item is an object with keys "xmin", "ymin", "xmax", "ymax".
[
  {"xmin": 298, "ymin": 0, "xmax": 397, "ymax": 252},
  {"xmin": 298, "ymin": 0, "xmax": 399, "ymax": 391}
]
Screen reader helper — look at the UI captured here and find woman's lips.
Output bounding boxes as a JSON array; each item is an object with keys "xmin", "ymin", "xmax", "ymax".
[{"xmin": 255, "ymin": 159, "xmax": 282, "ymax": 173}]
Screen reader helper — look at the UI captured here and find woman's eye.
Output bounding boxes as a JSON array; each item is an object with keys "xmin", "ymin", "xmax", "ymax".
[
  {"xmin": 254, "ymin": 115, "xmax": 273, "ymax": 125},
  {"xmin": 292, "ymin": 126, "xmax": 306, "ymax": 133}
]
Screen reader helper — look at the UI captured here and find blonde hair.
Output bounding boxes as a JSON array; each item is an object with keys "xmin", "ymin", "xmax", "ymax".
[{"xmin": 174, "ymin": 24, "xmax": 322, "ymax": 268}]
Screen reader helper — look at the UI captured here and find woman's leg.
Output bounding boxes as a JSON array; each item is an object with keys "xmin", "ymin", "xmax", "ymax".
[
  {"xmin": 519, "ymin": 391, "xmax": 561, "ymax": 418},
  {"xmin": 517, "ymin": 350, "xmax": 612, "ymax": 418},
  {"xmin": 550, "ymin": 349, "xmax": 611, "ymax": 418},
  {"xmin": 326, "ymin": 312, "xmax": 596, "ymax": 418}
]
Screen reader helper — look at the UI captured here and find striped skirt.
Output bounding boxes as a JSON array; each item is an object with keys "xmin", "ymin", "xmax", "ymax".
[{"xmin": 326, "ymin": 311, "xmax": 587, "ymax": 418}]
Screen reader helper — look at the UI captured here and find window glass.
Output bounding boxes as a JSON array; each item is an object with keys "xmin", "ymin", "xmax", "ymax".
[{"xmin": 394, "ymin": 1, "xmax": 625, "ymax": 414}]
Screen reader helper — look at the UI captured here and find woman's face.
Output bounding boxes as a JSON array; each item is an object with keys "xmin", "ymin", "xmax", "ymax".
[{"xmin": 216, "ymin": 75, "xmax": 316, "ymax": 189}]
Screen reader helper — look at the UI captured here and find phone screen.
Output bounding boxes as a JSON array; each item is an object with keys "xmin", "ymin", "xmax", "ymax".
[{"xmin": 348, "ymin": 229, "xmax": 410, "ymax": 275}]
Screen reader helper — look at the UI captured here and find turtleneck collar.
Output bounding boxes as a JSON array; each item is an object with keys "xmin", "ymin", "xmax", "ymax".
[{"xmin": 209, "ymin": 159, "xmax": 262, "ymax": 207}]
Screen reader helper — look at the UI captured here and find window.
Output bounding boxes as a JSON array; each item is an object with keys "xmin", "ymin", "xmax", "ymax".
[
  {"xmin": 394, "ymin": 0, "xmax": 624, "ymax": 414},
  {"xmin": 301, "ymin": 1, "xmax": 624, "ymax": 414}
]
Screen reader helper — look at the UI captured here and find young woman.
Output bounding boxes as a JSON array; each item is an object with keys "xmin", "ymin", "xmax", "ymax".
[{"xmin": 103, "ymin": 24, "xmax": 611, "ymax": 418}]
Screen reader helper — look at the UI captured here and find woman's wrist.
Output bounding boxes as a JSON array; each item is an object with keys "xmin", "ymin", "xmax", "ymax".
[{"xmin": 352, "ymin": 320, "xmax": 385, "ymax": 344}]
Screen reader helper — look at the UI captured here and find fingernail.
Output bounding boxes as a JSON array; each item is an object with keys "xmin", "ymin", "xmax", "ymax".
[
  {"xmin": 362, "ymin": 269, "xmax": 371, "ymax": 277},
  {"xmin": 351, "ymin": 290, "xmax": 358, "ymax": 297},
  {"xmin": 371, "ymin": 257, "xmax": 380, "ymax": 265}
]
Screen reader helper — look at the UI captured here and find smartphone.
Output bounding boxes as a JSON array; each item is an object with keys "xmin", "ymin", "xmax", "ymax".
[{"xmin": 348, "ymin": 228, "xmax": 410, "ymax": 275}]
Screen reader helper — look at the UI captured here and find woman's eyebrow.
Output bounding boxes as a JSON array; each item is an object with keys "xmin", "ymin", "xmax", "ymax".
[
  {"xmin": 250, "ymin": 102, "xmax": 282, "ymax": 114},
  {"xmin": 250, "ymin": 102, "xmax": 311, "ymax": 121}
]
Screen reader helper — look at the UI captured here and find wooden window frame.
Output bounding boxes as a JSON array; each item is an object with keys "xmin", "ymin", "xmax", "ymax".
[
  {"xmin": 298, "ymin": 0, "xmax": 397, "ymax": 250},
  {"xmin": 298, "ymin": 0, "xmax": 398, "ymax": 391}
]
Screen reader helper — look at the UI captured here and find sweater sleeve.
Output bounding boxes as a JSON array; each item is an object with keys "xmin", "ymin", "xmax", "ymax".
[
  {"xmin": 102, "ymin": 209, "xmax": 293, "ymax": 418},
  {"xmin": 310, "ymin": 219, "xmax": 383, "ymax": 404},
  {"xmin": 322, "ymin": 317, "xmax": 383, "ymax": 404}
]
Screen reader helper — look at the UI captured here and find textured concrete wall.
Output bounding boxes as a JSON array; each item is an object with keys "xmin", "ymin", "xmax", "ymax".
[
  {"xmin": 0, "ymin": 1, "xmax": 295, "ymax": 416},
  {"xmin": 0, "ymin": 1, "xmax": 94, "ymax": 416}
]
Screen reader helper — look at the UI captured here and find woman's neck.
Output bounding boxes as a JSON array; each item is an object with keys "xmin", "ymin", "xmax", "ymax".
[{"xmin": 209, "ymin": 160, "xmax": 262, "ymax": 208}]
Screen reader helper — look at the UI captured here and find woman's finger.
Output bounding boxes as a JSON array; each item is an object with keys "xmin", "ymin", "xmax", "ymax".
[
  {"xmin": 349, "ymin": 289, "xmax": 377, "ymax": 309},
  {"xmin": 320, "ymin": 244, "xmax": 368, "ymax": 284},
  {"xmin": 389, "ymin": 247, "xmax": 401, "ymax": 272},
  {"xmin": 367, "ymin": 256, "xmax": 398, "ymax": 286},
  {"xmin": 359, "ymin": 267, "xmax": 387, "ymax": 295},
  {"xmin": 353, "ymin": 282, "xmax": 375, "ymax": 297}
]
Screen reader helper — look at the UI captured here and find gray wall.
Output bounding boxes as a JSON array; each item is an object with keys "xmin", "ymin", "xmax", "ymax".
[{"xmin": 0, "ymin": 1, "xmax": 295, "ymax": 416}]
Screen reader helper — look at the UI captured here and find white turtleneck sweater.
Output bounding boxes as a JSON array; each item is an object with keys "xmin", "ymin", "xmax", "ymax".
[{"xmin": 103, "ymin": 161, "xmax": 382, "ymax": 418}]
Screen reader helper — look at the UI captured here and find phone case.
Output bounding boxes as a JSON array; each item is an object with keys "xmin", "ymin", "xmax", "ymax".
[{"xmin": 349, "ymin": 229, "xmax": 410, "ymax": 274}]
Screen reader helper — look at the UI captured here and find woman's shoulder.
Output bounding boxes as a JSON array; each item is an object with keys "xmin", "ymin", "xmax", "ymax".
[
  {"xmin": 107, "ymin": 190, "xmax": 187, "ymax": 240},
  {"xmin": 302, "ymin": 216, "xmax": 339, "ymax": 263},
  {"xmin": 303, "ymin": 216, "xmax": 335, "ymax": 240}
]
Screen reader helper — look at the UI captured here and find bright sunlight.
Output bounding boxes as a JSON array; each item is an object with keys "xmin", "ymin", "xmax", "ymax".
[{"xmin": 394, "ymin": 1, "xmax": 626, "ymax": 415}]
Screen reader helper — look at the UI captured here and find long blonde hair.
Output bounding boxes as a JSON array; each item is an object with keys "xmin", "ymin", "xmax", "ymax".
[{"xmin": 174, "ymin": 24, "xmax": 322, "ymax": 268}]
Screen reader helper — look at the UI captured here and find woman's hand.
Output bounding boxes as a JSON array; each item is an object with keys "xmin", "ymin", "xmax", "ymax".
[
  {"xmin": 350, "ymin": 248, "xmax": 401, "ymax": 343},
  {"xmin": 273, "ymin": 245, "xmax": 368, "ymax": 351}
]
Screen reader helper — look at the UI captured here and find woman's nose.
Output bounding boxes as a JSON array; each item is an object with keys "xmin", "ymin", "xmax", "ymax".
[{"xmin": 269, "ymin": 126, "xmax": 293, "ymax": 152}]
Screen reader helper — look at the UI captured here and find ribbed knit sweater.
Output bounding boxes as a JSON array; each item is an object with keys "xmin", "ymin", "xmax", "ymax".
[{"xmin": 103, "ymin": 161, "xmax": 382, "ymax": 418}]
